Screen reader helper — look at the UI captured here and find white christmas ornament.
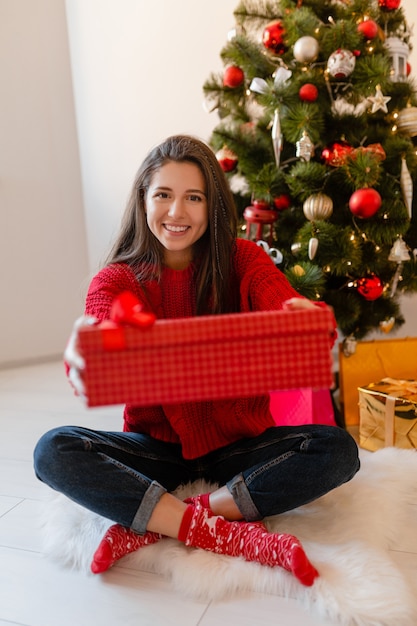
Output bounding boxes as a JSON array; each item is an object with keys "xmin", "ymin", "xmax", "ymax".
[
  {"xmin": 257, "ymin": 240, "xmax": 283, "ymax": 265},
  {"xmin": 385, "ymin": 36, "xmax": 410, "ymax": 82},
  {"xmin": 229, "ymin": 173, "xmax": 250, "ymax": 196},
  {"xmin": 331, "ymin": 97, "xmax": 369, "ymax": 117},
  {"xmin": 274, "ymin": 67, "xmax": 292, "ymax": 87},
  {"xmin": 400, "ymin": 156, "xmax": 413, "ymax": 218},
  {"xmin": 368, "ymin": 85, "xmax": 391, "ymax": 114},
  {"xmin": 327, "ymin": 49, "xmax": 356, "ymax": 79},
  {"xmin": 249, "ymin": 77, "xmax": 269, "ymax": 94},
  {"xmin": 293, "ymin": 36, "xmax": 319, "ymax": 63}
]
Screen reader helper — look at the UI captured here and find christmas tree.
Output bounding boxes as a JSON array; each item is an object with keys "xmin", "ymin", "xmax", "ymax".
[{"xmin": 203, "ymin": 0, "xmax": 417, "ymax": 342}]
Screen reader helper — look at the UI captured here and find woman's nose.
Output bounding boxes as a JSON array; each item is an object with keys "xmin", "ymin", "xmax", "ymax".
[{"xmin": 168, "ymin": 199, "xmax": 184, "ymax": 218}]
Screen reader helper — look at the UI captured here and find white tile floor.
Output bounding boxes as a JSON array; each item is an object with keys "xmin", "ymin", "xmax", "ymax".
[{"xmin": 0, "ymin": 361, "xmax": 416, "ymax": 626}]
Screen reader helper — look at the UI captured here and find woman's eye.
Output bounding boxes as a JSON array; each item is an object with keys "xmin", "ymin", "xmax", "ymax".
[{"xmin": 189, "ymin": 194, "xmax": 203, "ymax": 202}]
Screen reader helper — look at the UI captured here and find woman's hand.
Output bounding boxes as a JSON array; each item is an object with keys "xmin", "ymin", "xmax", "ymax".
[
  {"xmin": 64, "ymin": 315, "xmax": 98, "ymax": 399},
  {"xmin": 283, "ymin": 298, "xmax": 337, "ymax": 346},
  {"xmin": 282, "ymin": 297, "xmax": 316, "ymax": 311}
]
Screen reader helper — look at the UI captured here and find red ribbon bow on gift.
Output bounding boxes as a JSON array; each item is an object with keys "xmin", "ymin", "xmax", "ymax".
[
  {"xmin": 109, "ymin": 291, "xmax": 156, "ymax": 328},
  {"xmin": 97, "ymin": 292, "xmax": 156, "ymax": 351}
]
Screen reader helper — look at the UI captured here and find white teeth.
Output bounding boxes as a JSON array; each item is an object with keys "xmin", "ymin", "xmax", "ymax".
[{"xmin": 165, "ymin": 224, "xmax": 188, "ymax": 232}]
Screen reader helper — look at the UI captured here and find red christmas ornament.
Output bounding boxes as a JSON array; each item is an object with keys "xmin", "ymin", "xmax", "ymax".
[
  {"xmin": 223, "ymin": 65, "xmax": 245, "ymax": 88},
  {"xmin": 262, "ymin": 20, "xmax": 286, "ymax": 55},
  {"xmin": 321, "ymin": 142, "xmax": 353, "ymax": 167},
  {"xmin": 253, "ymin": 199, "xmax": 271, "ymax": 210},
  {"xmin": 273, "ymin": 194, "xmax": 291, "ymax": 211},
  {"xmin": 349, "ymin": 188, "xmax": 382, "ymax": 218},
  {"xmin": 299, "ymin": 83, "xmax": 319, "ymax": 102},
  {"xmin": 378, "ymin": 0, "xmax": 401, "ymax": 9},
  {"xmin": 357, "ymin": 20, "xmax": 379, "ymax": 39},
  {"xmin": 216, "ymin": 146, "xmax": 238, "ymax": 173},
  {"xmin": 357, "ymin": 275, "xmax": 384, "ymax": 300}
]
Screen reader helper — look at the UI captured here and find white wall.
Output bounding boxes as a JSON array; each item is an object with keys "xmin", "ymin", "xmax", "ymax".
[
  {"xmin": 0, "ymin": 0, "xmax": 89, "ymax": 367},
  {"xmin": 65, "ymin": 0, "xmax": 238, "ymax": 272}
]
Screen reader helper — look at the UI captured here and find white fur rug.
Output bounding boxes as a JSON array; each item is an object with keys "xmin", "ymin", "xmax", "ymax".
[{"xmin": 41, "ymin": 447, "xmax": 417, "ymax": 626}]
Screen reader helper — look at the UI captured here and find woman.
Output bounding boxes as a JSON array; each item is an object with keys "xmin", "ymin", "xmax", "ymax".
[{"xmin": 34, "ymin": 135, "xmax": 359, "ymax": 586}]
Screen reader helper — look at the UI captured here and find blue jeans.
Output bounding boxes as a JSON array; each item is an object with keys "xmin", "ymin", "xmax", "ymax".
[{"xmin": 33, "ymin": 424, "xmax": 359, "ymax": 534}]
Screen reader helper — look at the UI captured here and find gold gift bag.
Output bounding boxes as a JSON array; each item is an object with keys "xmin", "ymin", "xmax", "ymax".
[
  {"xmin": 339, "ymin": 337, "xmax": 417, "ymax": 426},
  {"xmin": 358, "ymin": 378, "xmax": 417, "ymax": 451}
]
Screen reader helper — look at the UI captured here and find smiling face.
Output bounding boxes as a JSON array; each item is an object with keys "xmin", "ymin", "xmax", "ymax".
[{"xmin": 144, "ymin": 160, "xmax": 209, "ymax": 269}]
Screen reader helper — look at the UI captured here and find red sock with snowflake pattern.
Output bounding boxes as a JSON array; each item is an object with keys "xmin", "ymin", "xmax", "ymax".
[
  {"xmin": 91, "ymin": 525, "xmax": 163, "ymax": 574},
  {"xmin": 177, "ymin": 504, "xmax": 318, "ymax": 586}
]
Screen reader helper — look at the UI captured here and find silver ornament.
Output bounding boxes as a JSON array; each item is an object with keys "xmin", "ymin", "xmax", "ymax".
[
  {"xmin": 271, "ymin": 108, "xmax": 283, "ymax": 167},
  {"xmin": 293, "ymin": 36, "xmax": 319, "ymax": 63},
  {"xmin": 303, "ymin": 193, "xmax": 333, "ymax": 221},
  {"xmin": 400, "ymin": 157, "xmax": 413, "ymax": 218},
  {"xmin": 296, "ymin": 130, "xmax": 314, "ymax": 161},
  {"xmin": 396, "ymin": 107, "xmax": 417, "ymax": 136},
  {"xmin": 308, "ymin": 237, "xmax": 319, "ymax": 260},
  {"xmin": 388, "ymin": 236, "xmax": 410, "ymax": 263}
]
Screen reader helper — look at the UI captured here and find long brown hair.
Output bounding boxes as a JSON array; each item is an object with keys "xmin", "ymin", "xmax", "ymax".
[{"xmin": 105, "ymin": 135, "xmax": 239, "ymax": 314}]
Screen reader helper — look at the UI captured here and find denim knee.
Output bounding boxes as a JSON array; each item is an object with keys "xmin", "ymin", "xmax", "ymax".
[
  {"xmin": 33, "ymin": 426, "xmax": 74, "ymax": 485},
  {"xmin": 329, "ymin": 426, "xmax": 360, "ymax": 483}
]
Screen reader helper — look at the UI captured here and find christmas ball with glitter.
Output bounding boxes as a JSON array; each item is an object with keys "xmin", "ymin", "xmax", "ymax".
[
  {"xmin": 357, "ymin": 275, "xmax": 384, "ymax": 300},
  {"xmin": 293, "ymin": 36, "xmax": 319, "ymax": 63},
  {"xmin": 327, "ymin": 49, "xmax": 356, "ymax": 79},
  {"xmin": 262, "ymin": 20, "xmax": 286, "ymax": 55},
  {"xmin": 349, "ymin": 188, "xmax": 381, "ymax": 218}
]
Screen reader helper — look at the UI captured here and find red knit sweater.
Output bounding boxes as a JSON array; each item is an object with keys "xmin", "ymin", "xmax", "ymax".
[{"xmin": 85, "ymin": 238, "xmax": 302, "ymax": 459}]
